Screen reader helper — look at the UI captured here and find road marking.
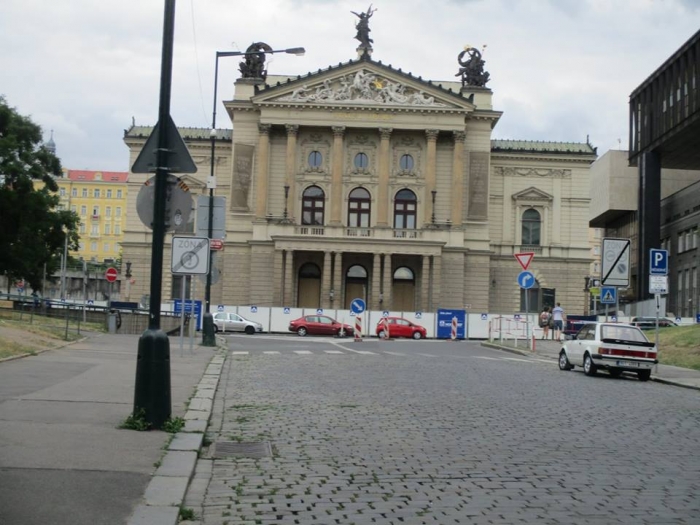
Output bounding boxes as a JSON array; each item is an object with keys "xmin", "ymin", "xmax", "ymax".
[
  {"xmin": 231, "ymin": 351, "xmax": 249, "ymax": 355},
  {"xmin": 324, "ymin": 350, "xmax": 344, "ymax": 354},
  {"xmin": 355, "ymin": 350, "xmax": 377, "ymax": 355},
  {"xmin": 501, "ymin": 357, "xmax": 533, "ymax": 363},
  {"xmin": 472, "ymin": 356, "xmax": 501, "ymax": 361},
  {"xmin": 263, "ymin": 351, "xmax": 280, "ymax": 354},
  {"xmin": 417, "ymin": 353, "xmax": 437, "ymax": 357},
  {"xmin": 533, "ymin": 358, "xmax": 557, "ymax": 364},
  {"xmin": 293, "ymin": 350, "xmax": 313, "ymax": 355},
  {"xmin": 383, "ymin": 351, "xmax": 406, "ymax": 356}
]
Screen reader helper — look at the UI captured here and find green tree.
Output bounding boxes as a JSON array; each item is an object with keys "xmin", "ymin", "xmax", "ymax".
[{"xmin": 0, "ymin": 96, "xmax": 79, "ymax": 292}]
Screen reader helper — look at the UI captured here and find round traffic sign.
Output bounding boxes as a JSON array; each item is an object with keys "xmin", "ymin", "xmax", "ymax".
[
  {"xmin": 517, "ymin": 271, "xmax": 535, "ymax": 289},
  {"xmin": 350, "ymin": 298, "xmax": 366, "ymax": 314},
  {"xmin": 105, "ymin": 267, "xmax": 118, "ymax": 282}
]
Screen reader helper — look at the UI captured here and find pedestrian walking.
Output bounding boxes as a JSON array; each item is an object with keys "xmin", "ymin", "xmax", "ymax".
[
  {"xmin": 539, "ymin": 306, "xmax": 551, "ymax": 340},
  {"xmin": 552, "ymin": 302, "xmax": 566, "ymax": 341}
]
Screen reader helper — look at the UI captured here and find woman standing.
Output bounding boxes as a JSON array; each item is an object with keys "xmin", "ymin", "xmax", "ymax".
[{"xmin": 539, "ymin": 306, "xmax": 551, "ymax": 340}]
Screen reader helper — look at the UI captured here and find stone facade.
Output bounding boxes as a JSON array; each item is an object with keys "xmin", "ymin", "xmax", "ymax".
[{"xmin": 122, "ymin": 55, "xmax": 596, "ymax": 315}]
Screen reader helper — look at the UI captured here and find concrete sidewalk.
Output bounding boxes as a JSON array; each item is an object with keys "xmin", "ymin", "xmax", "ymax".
[
  {"xmin": 0, "ymin": 332, "xmax": 224, "ymax": 525},
  {"xmin": 484, "ymin": 337, "xmax": 700, "ymax": 390}
]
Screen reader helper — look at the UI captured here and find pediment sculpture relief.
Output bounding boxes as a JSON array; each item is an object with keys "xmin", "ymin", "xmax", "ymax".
[{"xmin": 277, "ymin": 70, "xmax": 447, "ymax": 107}]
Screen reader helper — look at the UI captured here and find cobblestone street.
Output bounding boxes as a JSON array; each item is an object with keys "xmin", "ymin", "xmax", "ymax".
[{"xmin": 184, "ymin": 338, "xmax": 700, "ymax": 524}]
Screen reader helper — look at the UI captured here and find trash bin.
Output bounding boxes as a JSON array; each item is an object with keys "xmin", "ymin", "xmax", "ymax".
[{"xmin": 107, "ymin": 312, "xmax": 118, "ymax": 334}]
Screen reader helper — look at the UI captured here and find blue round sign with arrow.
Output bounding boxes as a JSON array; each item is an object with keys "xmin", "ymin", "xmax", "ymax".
[
  {"xmin": 517, "ymin": 271, "xmax": 535, "ymax": 289},
  {"xmin": 350, "ymin": 298, "xmax": 366, "ymax": 314}
]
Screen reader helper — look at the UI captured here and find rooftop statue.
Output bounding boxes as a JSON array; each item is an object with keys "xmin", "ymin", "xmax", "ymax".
[
  {"xmin": 456, "ymin": 46, "xmax": 490, "ymax": 88},
  {"xmin": 352, "ymin": 5, "xmax": 377, "ymax": 49},
  {"xmin": 239, "ymin": 42, "xmax": 274, "ymax": 80}
]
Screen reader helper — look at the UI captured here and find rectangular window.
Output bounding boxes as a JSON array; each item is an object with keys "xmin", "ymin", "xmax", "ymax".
[
  {"xmin": 82, "ymin": 188, "xmax": 88, "ymax": 197},
  {"xmin": 678, "ymin": 234, "xmax": 684, "ymax": 253},
  {"xmin": 90, "ymin": 242, "xmax": 97, "ymax": 251},
  {"xmin": 79, "ymin": 242, "xmax": 85, "ymax": 251},
  {"xmin": 80, "ymin": 223, "xmax": 86, "ymax": 234},
  {"xmin": 104, "ymin": 243, "xmax": 110, "ymax": 252},
  {"xmin": 72, "ymin": 188, "xmax": 78, "ymax": 197},
  {"xmin": 116, "ymin": 207, "xmax": 122, "ymax": 217},
  {"xmin": 106, "ymin": 206, "xmax": 112, "ymax": 217},
  {"xmin": 593, "ymin": 246, "xmax": 600, "ymax": 256},
  {"xmin": 115, "ymin": 224, "xmax": 121, "ymax": 235},
  {"xmin": 117, "ymin": 189, "xmax": 123, "ymax": 199},
  {"xmin": 104, "ymin": 224, "xmax": 111, "ymax": 235},
  {"xmin": 59, "ymin": 188, "xmax": 66, "ymax": 197},
  {"xmin": 92, "ymin": 206, "xmax": 99, "ymax": 216},
  {"xmin": 80, "ymin": 205, "xmax": 87, "ymax": 216},
  {"xmin": 71, "ymin": 205, "xmax": 76, "ymax": 213},
  {"xmin": 91, "ymin": 225, "xmax": 99, "ymax": 235},
  {"xmin": 94, "ymin": 189, "xmax": 100, "ymax": 198},
  {"xmin": 106, "ymin": 189, "xmax": 112, "ymax": 198}
]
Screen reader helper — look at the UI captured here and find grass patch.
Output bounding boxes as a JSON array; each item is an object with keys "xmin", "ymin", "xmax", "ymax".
[
  {"xmin": 162, "ymin": 416, "xmax": 185, "ymax": 433},
  {"xmin": 179, "ymin": 507, "xmax": 196, "ymax": 520},
  {"xmin": 119, "ymin": 408, "xmax": 151, "ymax": 431},
  {"xmin": 0, "ymin": 339, "xmax": 38, "ymax": 359},
  {"xmin": 658, "ymin": 325, "xmax": 700, "ymax": 370}
]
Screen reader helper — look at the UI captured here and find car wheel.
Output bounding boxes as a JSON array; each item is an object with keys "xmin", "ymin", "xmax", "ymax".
[
  {"xmin": 558, "ymin": 351, "xmax": 573, "ymax": 371},
  {"xmin": 213, "ymin": 325, "xmax": 220, "ymax": 333},
  {"xmin": 608, "ymin": 369, "xmax": 622, "ymax": 378},
  {"xmin": 412, "ymin": 331, "xmax": 422, "ymax": 340},
  {"xmin": 583, "ymin": 354, "xmax": 597, "ymax": 376},
  {"xmin": 244, "ymin": 325, "xmax": 255, "ymax": 335},
  {"xmin": 297, "ymin": 327, "xmax": 307, "ymax": 337},
  {"xmin": 378, "ymin": 329, "xmax": 387, "ymax": 339},
  {"xmin": 637, "ymin": 370, "xmax": 651, "ymax": 382}
]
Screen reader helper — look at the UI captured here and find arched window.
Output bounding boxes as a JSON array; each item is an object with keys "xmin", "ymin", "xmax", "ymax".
[
  {"xmin": 346, "ymin": 265, "xmax": 368, "ymax": 279},
  {"xmin": 308, "ymin": 151, "xmax": 323, "ymax": 168},
  {"xmin": 399, "ymin": 154, "xmax": 414, "ymax": 171},
  {"xmin": 354, "ymin": 152, "xmax": 369, "ymax": 169},
  {"xmin": 299, "ymin": 262, "xmax": 321, "ymax": 278},
  {"xmin": 522, "ymin": 209, "xmax": 541, "ymax": 245},
  {"xmin": 302, "ymin": 186, "xmax": 325, "ymax": 225},
  {"xmin": 348, "ymin": 187, "xmax": 371, "ymax": 228},
  {"xmin": 394, "ymin": 189, "xmax": 417, "ymax": 229},
  {"xmin": 393, "ymin": 267, "xmax": 414, "ymax": 281}
]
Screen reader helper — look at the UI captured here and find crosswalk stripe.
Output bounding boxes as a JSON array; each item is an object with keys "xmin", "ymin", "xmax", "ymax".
[
  {"xmin": 417, "ymin": 353, "xmax": 437, "ymax": 357},
  {"xmin": 354, "ymin": 351, "xmax": 377, "ymax": 355},
  {"xmin": 263, "ymin": 351, "xmax": 280, "ymax": 354},
  {"xmin": 383, "ymin": 351, "xmax": 406, "ymax": 356},
  {"xmin": 231, "ymin": 351, "xmax": 249, "ymax": 355},
  {"xmin": 293, "ymin": 350, "xmax": 313, "ymax": 355},
  {"xmin": 324, "ymin": 350, "xmax": 344, "ymax": 354}
]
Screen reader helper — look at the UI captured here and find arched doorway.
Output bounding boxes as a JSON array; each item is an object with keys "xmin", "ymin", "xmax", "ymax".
[
  {"xmin": 298, "ymin": 262, "xmax": 321, "ymax": 308},
  {"xmin": 393, "ymin": 266, "xmax": 415, "ymax": 311},
  {"xmin": 345, "ymin": 264, "xmax": 368, "ymax": 309}
]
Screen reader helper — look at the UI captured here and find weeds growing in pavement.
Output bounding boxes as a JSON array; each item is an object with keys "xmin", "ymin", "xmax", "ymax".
[{"xmin": 119, "ymin": 408, "xmax": 150, "ymax": 431}]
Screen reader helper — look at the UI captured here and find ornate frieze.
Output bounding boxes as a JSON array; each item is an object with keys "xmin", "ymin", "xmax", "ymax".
[
  {"xmin": 277, "ymin": 70, "xmax": 447, "ymax": 107},
  {"xmin": 497, "ymin": 167, "xmax": 571, "ymax": 179}
]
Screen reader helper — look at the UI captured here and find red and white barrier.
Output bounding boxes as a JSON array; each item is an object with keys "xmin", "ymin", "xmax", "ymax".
[
  {"xmin": 379, "ymin": 317, "xmax": 389, "ymax": 340},
  {"xmin": 451, "ymin": 316, "xmax": 457, "ymax": 341},
  {"xmin": 354, "ymin": 314, "xmax": 362, "ymax": 342}
]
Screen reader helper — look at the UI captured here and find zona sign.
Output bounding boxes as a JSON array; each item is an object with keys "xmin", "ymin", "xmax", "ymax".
[{"xmin": 105, "ymin": 267, "xmax": 118, "ymax": 282}]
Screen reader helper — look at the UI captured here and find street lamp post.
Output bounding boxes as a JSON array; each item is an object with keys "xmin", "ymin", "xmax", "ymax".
[
  {"xmin": 201, "ymin": 44, "xmax": 305, "ymax": 346},
  {"xmin": 431, "ymin": 190, "xmax": 437, "ymax": 224}
]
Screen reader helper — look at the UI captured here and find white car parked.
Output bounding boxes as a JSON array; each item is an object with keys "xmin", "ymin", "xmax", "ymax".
[
  {"xmin": 558, "ymin": 322, "xmax": 658, "ymax": 381},
  {"xmin": 213, "ymin": 312, "xmax": 262, "ymax": 334}
]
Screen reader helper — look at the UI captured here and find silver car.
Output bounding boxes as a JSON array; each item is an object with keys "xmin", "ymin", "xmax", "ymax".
[{"xmin": 213, "ymin": 312, "xmax": 262, "ymax": 334}]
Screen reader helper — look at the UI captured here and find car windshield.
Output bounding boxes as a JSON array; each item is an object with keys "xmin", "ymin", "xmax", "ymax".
[{"xmin": 601, "ymin": 325, "xmax": 648, "ymax": 343}]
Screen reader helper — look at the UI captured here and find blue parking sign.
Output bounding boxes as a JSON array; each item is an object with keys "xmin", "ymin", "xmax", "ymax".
[{"xmin": 650, "ymin": 249, "xmax": 669, "ymax": 275}]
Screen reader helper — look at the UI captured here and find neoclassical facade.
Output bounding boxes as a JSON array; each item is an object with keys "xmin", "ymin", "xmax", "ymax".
[{"xmin": 122, "ymin": 52, "xmax": 596, "ymax": 315}]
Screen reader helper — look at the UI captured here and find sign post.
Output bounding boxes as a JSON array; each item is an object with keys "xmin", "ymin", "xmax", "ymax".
[
  {"xmin": 518, "ymin": 270, "xmax": 535, "ymax": 350},
  {"xmin": 105, "ymin": 267, "xmax": 118, "ymax": 310},
  {"xmin": 649, "ymin": 249, "xmax": 669, "ymax": 354},
  {"xmin": 350, "ymin": 298, "xmax": 366, "ymax": 341}
]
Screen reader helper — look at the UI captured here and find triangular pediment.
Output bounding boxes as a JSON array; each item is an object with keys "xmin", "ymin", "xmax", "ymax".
[
  {"xmin": 254, "ymin": 59, "xmax": 475, "ymax": 112},
  {"xmin": 511, "ymin": 187, "xmax": 553, "ymax": 202}
]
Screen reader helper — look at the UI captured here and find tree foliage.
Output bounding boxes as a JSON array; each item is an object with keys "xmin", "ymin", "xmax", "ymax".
[{"xmin": 0, "ymin": 96, "xmax": 79, "ymax": 292}]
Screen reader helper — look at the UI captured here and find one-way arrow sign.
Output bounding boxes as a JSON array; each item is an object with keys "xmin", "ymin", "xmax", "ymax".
[{"xmin": 132, "ymin": 115, "xmax": 197, "ymax": 174}]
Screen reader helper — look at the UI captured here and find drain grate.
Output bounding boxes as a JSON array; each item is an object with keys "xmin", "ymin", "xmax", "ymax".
[{"xmin": 212, "ymin": 441, "xmax": 272, "ymax": 459}]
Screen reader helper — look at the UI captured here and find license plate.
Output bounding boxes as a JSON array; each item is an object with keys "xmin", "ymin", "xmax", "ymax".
[{"xmin": 615, "ymin": 360, "xmax": 640, "ymax": 367}]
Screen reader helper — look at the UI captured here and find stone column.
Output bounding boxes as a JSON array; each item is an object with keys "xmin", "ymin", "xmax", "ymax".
[
  {"xmin": 283, "ymin": 249, "xmax": 294, "ymax": 306},
  {"xmin": 431, "ymin": 255, "xmax": 442, "ymax": 310},
  {"xmin": 425, "ymin": 130, "xmax": 439, "ymax": 225},
  {"xmin": 371, "ymin": 252, "xmax": 382, "ymax": 310},
  {"xmin": 321, "ymin": 251, "xmax": 332, "ymax": 309},
  {"xmin": 450, "ymin": 131, "xmax": 466, "ymax": 227},
  {"xmin": 382, "ymin": 253, "xmax": 392, "ymax": 310},
  {"xmin": 377, "ymin": 128, "xmax": 393, "ymax": 226},
  {"xmin": 285, "ymin": 125, "xmax": 299, "ymax": 220},
  {"xmin": 330, "ymin": 126, "xmax": 346, "ymax": 225},
  {"xmin": 273, "ymin": 249, "xmax": 284, "ymax": 305},
  {"xmin": 255, "ymin": 123, "xmax": 272, "ymax": 219},
  {"xmin": 333, "ymin": 252, "xmax": 343, "ymax": 308},
  {"xmin": 421, "ymin": 255, "xmax": 430, "ymax": 311}
]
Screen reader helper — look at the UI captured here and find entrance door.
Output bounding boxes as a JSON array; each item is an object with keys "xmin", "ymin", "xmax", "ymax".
[
  {"xmin": 344, "ymin": 265, "xmax": 368, "ymax": 309},
  {"xmin": 298, "ymin": 263, "xmax": 321, "ymax": 308},
  {"xmin": 345, "ymin": 282, "xmax": 366, "ymax": 309},
  {"xmin": 393, "ymin": 267, "xmax": 415, "ymax": 311}
]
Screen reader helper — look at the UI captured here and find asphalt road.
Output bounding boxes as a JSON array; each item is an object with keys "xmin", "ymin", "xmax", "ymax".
[{"xmin": 185, "ymin": 335, "xmax": 700, "ymax": 524}]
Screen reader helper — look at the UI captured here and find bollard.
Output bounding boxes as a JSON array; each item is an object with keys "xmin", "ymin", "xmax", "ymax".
[
  {"xmin": 451, "ymin": 316, "xmax": 457, "ymax": 341},
  {"xmin": 354, "ymin": 315, "xmax": 362, "ymax": 342}
]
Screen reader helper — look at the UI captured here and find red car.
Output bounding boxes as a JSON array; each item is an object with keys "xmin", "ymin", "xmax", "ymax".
[
  {"xmin": 376, "ymin": 317, "xmax": 427, "ymax": 340},
  {"xmin": 289, "ymin": 315, "xmax": 355, "ymax": 337}
]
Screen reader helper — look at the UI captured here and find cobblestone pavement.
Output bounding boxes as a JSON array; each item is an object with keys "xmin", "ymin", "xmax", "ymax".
[{"xmin": 184, "ymin": 338, "xmax": 700, "ymax": 524}]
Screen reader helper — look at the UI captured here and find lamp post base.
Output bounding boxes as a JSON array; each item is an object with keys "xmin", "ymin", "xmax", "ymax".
[
  {"xmin": 202, "ymin": 312, "xmax": 216, "ymax": 346},
  {"xmin": 134, "ymin": 328, "xmax": 171, "ymax": 429}
]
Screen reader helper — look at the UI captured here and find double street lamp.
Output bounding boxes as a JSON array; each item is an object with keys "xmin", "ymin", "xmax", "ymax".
[{"xmin": 201, "ymin": 44, "xmax": 305, "ymax": 346}]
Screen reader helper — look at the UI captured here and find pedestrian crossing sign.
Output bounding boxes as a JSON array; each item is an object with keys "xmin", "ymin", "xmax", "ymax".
[{"xmin": 600, "ymin": 286, "xmax": 616, "ymax": 304}]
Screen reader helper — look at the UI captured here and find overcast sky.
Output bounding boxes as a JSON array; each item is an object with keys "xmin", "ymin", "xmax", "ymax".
[{"xmin": 2, "ymin": 0, "xmax": 698, "ymax": 172}]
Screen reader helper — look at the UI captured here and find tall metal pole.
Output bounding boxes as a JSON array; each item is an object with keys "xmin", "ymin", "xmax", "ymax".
[{"xmin": 133, "ymin": 0, "xmax": 176, "ymax": 429}]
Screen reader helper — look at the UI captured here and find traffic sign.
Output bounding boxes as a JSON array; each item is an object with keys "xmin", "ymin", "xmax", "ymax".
[
  {"xmin": 316, "ymin": 308, "xmax": 324, "ymax": 315},
  {"xmin": 217, "ymin": 304, "xmax": 224, "ymax": 311},
  {"xmin": 171, "ymin": 236, "xmax": 210, "ymax": 275},
  {"xmin": 481, "ymin": 313, "xmax": 488, "ymax": 320},
  {"xmin": 87, "ymin": 299, "xmax": 94, "ymax": 305},
  {"xmin": 210, "ymin": 239, "xmax": 224, "ymax": 251},
  {"xmin": 382, "ymin": 311, "xmax": 390, "ymax": 317},
  {"xmin": 250, "ymin": 306, "xmax": 258, "ymax": 313},
  {"xmin": 415, "ymin": 312, "xmax": 422, "ymax": 319},
  {"xmin": 517, "ymin": 271, "xmax": 535, "ymax": 289},
  {"xmin": 514, "ymin": 252, "xmax": 534, "ymax": 271},
  {"xmin": 649, "ymin": 275, "xmax": 668, "ymax": 294},
  {"xmin": 136, "ymin": 173, "xmax": 193, "ymax": 232},
  {"xmin": 132, "ymin": 115, "xmax": 197, "ymax": 174},
  {"xmin": 350, "ymin": 298, "xmax": 366, "ymax": 314},
  {"xmin": 600, "ymin": 286, "xmax": 616, "ymax": 304},
  {"xmin": 650, "ymin": 249, "xmax": 669, "ymax": 275},
  {"xmin": 601, "ymin": 238, "xmax": 630, "ymax": 287},
  {"xmin": 105, "ymin": 267, "xmax": 118, "ymax": 282},
  {"xmin": 283, "ymin": 307, "xmax": 291, "ymax": 314},
  {"xmin": 675, "ymin": 317, "xmax": 681, "ymax": 323}
]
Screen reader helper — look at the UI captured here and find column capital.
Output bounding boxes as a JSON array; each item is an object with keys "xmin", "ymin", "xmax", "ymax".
[
  {"xmin": 258, "ymin": 123, "xmax": 272, "ymax": 135},
  {"xmin": 332, "ymin": 126, "xmax": 346, "ymax": 138},
  {"xmin": 425, "ymin": 129, "xmax": 439, "ymax": 141},
  {"xmin": 379, "ymin": 128, "xmax": 393, "ymax": 140},
  {"xmin": 453, "ymin": 130, "xmax": 466, "ymax": 143},
  {"xmin": 285, "ymin": 124, "xmax": 299, "ymax": 136}
]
